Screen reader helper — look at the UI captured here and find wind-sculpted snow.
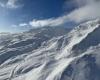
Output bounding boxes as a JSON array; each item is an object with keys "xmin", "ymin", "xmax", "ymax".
[{"xmin": 0, "ymin": 19, "xmax": 100, "ymax": 80}]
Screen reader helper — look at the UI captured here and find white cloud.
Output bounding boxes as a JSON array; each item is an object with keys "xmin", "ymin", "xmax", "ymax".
[
  {"xmin": 75, "ymin": 0, "xmax": 97, "ymax": 5},
  {"xmin": 29, "ymin": 16, "xmax": 67, "ymax": 27},
  {"xmin": 6, "ymin": 0, "xmax": 19, "ymax": 8},
  {"xmin": 67, "ymin": 2, "xmax": 100, "ymax": 23},
  {"xmin": 29, "ymin": 0, "xmax": 100, "ymax": 27},
  {"xmin": 0, "ymin": 0, "xmax": 22, "ymax": 9},
  {"xmin": 12, "ymin": 0, "xmax": 100, "ymax": 28},
  {"xmin": 19, "ymin": 23, "xmax": 28, "ymax": 27},
  {"xmin": 0, "ymin": 2, "xmax": 5, "ymax": 8}
]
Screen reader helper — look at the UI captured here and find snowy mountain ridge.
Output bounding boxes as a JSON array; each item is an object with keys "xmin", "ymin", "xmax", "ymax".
[
  {"xmin": 0, "ymin": 19, "xmax": 100, "ymax": 80},
  {"xmin": 57, "ymin": 19, "xmax": 100, "ymax": 59}
]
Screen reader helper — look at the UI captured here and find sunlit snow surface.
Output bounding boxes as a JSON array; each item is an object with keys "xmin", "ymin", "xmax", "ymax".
[{"xmin": 0, "ymin": 19, "xmax": 100, "ymax": 80}]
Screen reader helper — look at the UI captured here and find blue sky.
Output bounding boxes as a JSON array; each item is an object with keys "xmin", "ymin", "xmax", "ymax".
[
  {"xmin": 0, "ymin": 0, "xmax": 67, "ymax": 32},
  {"xmin": 0, "ymin": 0, "xmax": 100, "ymax": 33}
]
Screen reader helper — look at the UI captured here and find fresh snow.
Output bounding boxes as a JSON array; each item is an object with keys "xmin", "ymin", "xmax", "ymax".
[{"xmin": 0, "ymin": 19, "xmax": 100, "ymax": 80}]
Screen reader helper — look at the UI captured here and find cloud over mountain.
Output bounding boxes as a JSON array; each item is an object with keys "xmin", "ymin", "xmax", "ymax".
[{"xmin": 27, "ymin": 0, "xmax": 100, "ymax": 28}]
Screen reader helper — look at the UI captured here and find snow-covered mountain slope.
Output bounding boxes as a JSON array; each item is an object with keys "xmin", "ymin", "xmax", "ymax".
[{"xmin": 0, "ymin": 19, "xmax": 100, "ymax": 80}]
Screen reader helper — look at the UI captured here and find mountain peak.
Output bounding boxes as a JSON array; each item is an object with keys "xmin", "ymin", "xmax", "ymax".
[
  {"xmin": 57, "ymin": 19, "xmax": 100, "ymax": 59},
  {"xmin": 74, "ymin": 19, "xmax": 100, "ymax": 31}
]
